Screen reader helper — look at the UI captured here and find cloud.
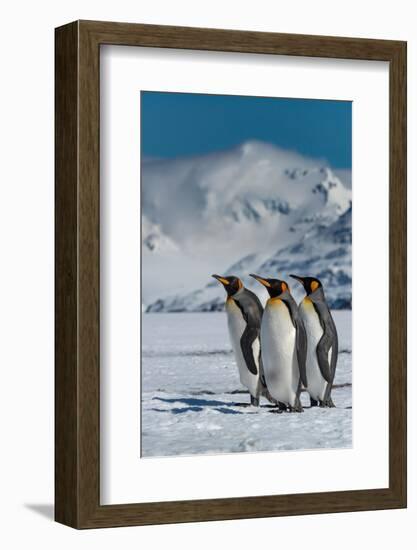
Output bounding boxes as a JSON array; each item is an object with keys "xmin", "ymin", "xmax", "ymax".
[{"xmin": 334, "ymin": 169, "xmax": 352, "ymax": 189}]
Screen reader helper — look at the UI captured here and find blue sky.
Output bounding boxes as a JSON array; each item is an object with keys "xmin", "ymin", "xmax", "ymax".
[{"xmin": 141, "ymin": 91, "xmax": 352, "ymax": 169}]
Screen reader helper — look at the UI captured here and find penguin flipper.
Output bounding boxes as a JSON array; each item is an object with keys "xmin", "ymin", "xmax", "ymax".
[
  {"xmin": 313, "ymin": 301, "xmax": 338, "ymax": 384},
  {"xmin": 240, "ymin": 326, "xmax": 259, "ymax": 375},
  {"xmin": 282, "ymin": 296, "xmax": 308, "ymax": 387},
  {"xmin": 316, "ymin": 331, "xmax": 333, "ymax": 383}
]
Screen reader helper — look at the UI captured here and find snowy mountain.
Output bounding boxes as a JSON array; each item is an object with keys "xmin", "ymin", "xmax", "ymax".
[
  {"xmin": 142, "ymin": 216, "xmax": 178, "ymax": 253},
  {"xmin": 142, "ymin": 141, "xmax": 352, "ymax": 311}
]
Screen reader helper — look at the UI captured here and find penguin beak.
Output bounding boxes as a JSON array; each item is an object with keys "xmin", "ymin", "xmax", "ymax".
[
  {"xmin": 212, "ymin": 274, "xmax": 230, "ymax": 286},
  {"xmin": 289, "ymin": 274, "xmax": 306, "ymax": 287},
  {"xmin": 249, "ymin": 274, "xmax": 271, "ymax": 288}
]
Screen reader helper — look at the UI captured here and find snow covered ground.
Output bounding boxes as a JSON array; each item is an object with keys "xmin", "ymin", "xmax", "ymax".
[{"xmin": 141, "ymin": 310, "xmax": 352, "ymax": 457}]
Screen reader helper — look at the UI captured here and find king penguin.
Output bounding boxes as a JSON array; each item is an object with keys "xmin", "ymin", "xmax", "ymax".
[
  {"xmin": 290, "ymin": 275, "xmax": 338, "ymax": 408},
  {"xmin": 250, "ymin": 275, "xmax": 307, "ymax": 412},
  {"xmin": 212, "ymin": 274, "xmax": 271, "ymax": 407}
]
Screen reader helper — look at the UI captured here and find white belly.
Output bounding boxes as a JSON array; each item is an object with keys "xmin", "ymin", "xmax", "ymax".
[
  {"xmin": 299, "ymin": 299, "xmax": 330, "ymax": 401},
  {"xmin": 226, "ymin": 298, "xmax": 260, "ymax": 398},
  {"xmin": 260, "ymin": 299, "xmax": 300, "ymax": 407}
]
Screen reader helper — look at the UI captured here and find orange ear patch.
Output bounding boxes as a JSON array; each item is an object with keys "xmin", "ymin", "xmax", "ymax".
[
  {"xmin": 311, "ymin": 280, "xmax": 319, "ymax": 292},
  {"xmin": 281, "ymin": 282, "xmax": 288, "ymax": 293},
  {"xmin": 237, "ymin": 279, "xmax": 243, "ymax": 290}
]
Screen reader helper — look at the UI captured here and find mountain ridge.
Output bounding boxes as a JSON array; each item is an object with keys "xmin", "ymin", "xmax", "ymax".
[{"xmin": 142, "ymin": 141, "xmax": 352, "ymax": 311}]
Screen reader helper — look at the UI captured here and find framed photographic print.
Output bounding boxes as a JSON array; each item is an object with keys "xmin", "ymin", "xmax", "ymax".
[{"xmin": 55, "ymin": 20, "xmax": 407, "ymax": 528}]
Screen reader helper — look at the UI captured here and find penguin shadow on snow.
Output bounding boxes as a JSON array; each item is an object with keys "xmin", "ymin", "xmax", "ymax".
[
  {"xmin": 151, "ymin": 405, "xmax": 205, "ymax": 414},
  {"xmin": 151, "ymin": 396, "xmax": 263, "ymax": 415},
  {"xmin": 150, "ymin": 395, "xmax": 351, "ymax": 414}
]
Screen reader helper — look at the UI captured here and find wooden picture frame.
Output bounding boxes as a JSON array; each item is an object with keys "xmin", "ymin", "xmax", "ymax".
[{"xmin": 55, "ymin": 20, "xmax": 407, "ymax": 529}]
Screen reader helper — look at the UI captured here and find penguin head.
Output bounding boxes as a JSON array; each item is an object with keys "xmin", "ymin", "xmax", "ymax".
[
  {"xmin": 290, "ymin": 274, "xmax": 323, "ymax": 295},
  {"xmin": 211, "ymin": 274, "xmax": 243, "ymax": 296},
  {"xmin": 249, "ymin": 274, "xmax": 290, "ymax": 298}
]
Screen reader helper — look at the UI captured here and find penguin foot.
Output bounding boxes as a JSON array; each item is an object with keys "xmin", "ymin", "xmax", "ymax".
[
  {"xmin": 289, "ymin": 401, "xmax": 304, "ymax": 413},
  {"xmin": 263, "ymin": 389, "xmax": 279, "ymax": 405},
  {"xmin": 319, "ymin": 398, "xmax": 336, "ymax": 408},
  {"xmin": 250, "ymin": 396, "xmax": 260, "ymax": 407},
  {"xmin": 310, "ymin": 398, "xmax": 319, "ymax": 407},
  {"xmin": 261, "ymin": 391, "xmax": 287, "ymax": 410},
  {"xmin": 262, "ymin": 387, "xmax": 287, "ymax": 410}
]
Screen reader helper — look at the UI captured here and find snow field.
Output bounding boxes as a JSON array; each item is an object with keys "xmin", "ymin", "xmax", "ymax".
[{"xmin": 141, "ymin": 311, "xmax": 351, "ymax": 457}]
